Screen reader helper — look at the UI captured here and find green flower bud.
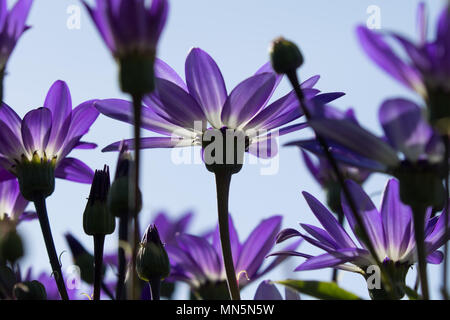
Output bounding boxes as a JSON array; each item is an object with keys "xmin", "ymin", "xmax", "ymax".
[
  {"xmin": 108, "ymin": 148, "xmax": 142, "ymax": 218},
  {"xmin": 16, "ymin": 152, "xmax": 56, "ymax": 201},
  {"xmin": 136, "ymin": 224, "xmax": 170, "ymax": 282},
  {"xmin": 13, "ymin": 280, "xmax": 47, "ymax": 300},
  {"xmin": 119, "ymin": 53, "xmax": 155, "ymax": 95},
  {"xmin": 364, "ymin": 260, "xmax": 409, "ymax": 300},
  {"xmin": 83, "ymin": 166, "xmax": 116, "ymax": 236},
  {"xmin": 269, "ymin": 37, "xmax": 304, "ymax": 75}
]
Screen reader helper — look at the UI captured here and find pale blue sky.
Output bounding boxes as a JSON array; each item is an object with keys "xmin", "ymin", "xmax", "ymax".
[{"xmin": 6, "ymin": 0, "xmax": 448, "ymax": 299}]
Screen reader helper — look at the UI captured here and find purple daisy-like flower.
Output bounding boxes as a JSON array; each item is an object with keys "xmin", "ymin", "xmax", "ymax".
[
  {"xmin": 0, "ymin": 0, "xmax": 32, "ymax": 70},
  {"xmin": 96, "ymin": 48, "xmax": 344, "ymax": 158},
  {"xmin": 0, "ymin": 80, "xmax": 99, "ymax": 184},
  {"xmin": 357, "ymin": 3, "xmax": 450, "ymax": 128},
  {"xmin": 166, "ymin": 215, "xmax": 301, "ymax": 299},
  {"xmin": 82, "ymin": 0, "xmax": 168, "ymax": 59},
  {"xmin": 0, "ymin": 171, "xmax": 35, "ymax": 222},
  {"xmin": 271, "ymin": 179, "xmax": 449, "ymax": 298}
]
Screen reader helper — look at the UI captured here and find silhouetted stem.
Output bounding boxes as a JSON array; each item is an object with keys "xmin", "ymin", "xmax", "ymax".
[
  {"xmin": 115, "ymin": 214, "xmax": 128, "ymax": 300},
  {"xmin": 442, "ymin": 134, "xmax": 449, "ymax": 300},
  {"xmin": 412, "ymin": 205, "xmax": 429, "ymax": 300},
  {"xmin": 34, "ymin": 196, "xmax": 69, "ymax": 300},
  {"xmin": 93, "ymin": 235, "xmax": 105, "ymax": 300},
  {"xmin": 215, "ymin": 171, "xmax": 240, "ymax": 300},
  {"xmin": 149, "ymin": 277, "xmax": 161, "ymax": 300}
]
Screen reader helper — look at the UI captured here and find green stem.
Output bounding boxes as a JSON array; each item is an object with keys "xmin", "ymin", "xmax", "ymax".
[
  {"xmin": 412, "ymin": 205, "xmax": 429, "ymax": 300},
  {"xmin": 149, "ymin": 277, "xmax": 161, "ymax": 300},
  {"xmin": 115, "ymin": 214, "xmax": 128, "ymax": 300},
  {"xmin": 214, "ymin": 171, "xmax": 240, "ymax": 300},
  {"xmin": 34, "ymin": 196, "xmax": 69, "ymax": 300},
  {"xmin": 286, "ymin": 70, "xmax": 395, "ymax": 297},
  {"xmin": 93, "ymin": 235, "xmax": 105, "ymax": 300}
]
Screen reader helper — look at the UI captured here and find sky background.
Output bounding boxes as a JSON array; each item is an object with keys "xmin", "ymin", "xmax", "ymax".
[{"xmin": 5, "ymin": 0, "xmax": 449, "ymax": 299}]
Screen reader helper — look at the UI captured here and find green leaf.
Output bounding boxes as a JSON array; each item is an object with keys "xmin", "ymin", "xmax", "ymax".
[
  {"xmin": 404, "ymin": 286, "xmax": 421, "ymax": 300},
  {"xmin": 276, "ymin": 279, "xmax": 363, "ymax": 300}
]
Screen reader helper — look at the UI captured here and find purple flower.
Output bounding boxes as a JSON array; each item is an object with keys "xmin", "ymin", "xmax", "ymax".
[
  {"xmin": 82, "ymin": 0, "xmax": 168, "ymax": 59},
  {"xmin": 304, "ymin": 98, "xmax": 444, "ymax": 176},
  {"xmin": 357, "ymin": 3, "xmax": 450, "ymax": 128},
  {"xmin": 166, "ymin": 215, "xmax": 301, "ymax": 299},
  {"xmin": 253, "ymin": 280, "xmax": 300, "ymax": 300},
  {"xmin": 96, "ymin": 48, "xmax": 344, "ymax": 158},
  {"xmin": 0, "ymin": 80, "xmax": 99, "ymax": 184},
  {"xmin": 271, "ymin": 179, "xmax": 449, "ymax": 298},
  {"xmin": 0, "ymin": 172, "xmax": 35, "ymax": 222},
  {"xmin": 152, "ymin": 210, "xmax": 193, "ymax": 245},
  {"xmin": 0, "ymin": 0, "xmax": 32, "ymax": 70}
]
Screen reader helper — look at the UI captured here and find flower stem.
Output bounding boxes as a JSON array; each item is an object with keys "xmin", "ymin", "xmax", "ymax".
[
  {"xmin": 412, "ymin": 205, "xmax": 429, "ymax": 300},
  {"xmin": 442, "ymin": 134, "xmax": 449, "ymax": 300},
  {"xmin": 131, "ymin": 94, "xmax": 143, "ymax": 300},
  {"xmin": 214, "ymin": 171, "xmax": 240, "ymax": 300},
  {"xmin": 286, "ymin": 70, "xmax": 395, "ymax": 296},
  {"xmin": 149, "ymin": 277, "xmax": 161, "ymax": 300},
  {"xmin": 93, "ymin": 235, "xmax": 105, "ymax": 300},
  {"xmin": 116, "ymin": 214, "xmax": 128, "ymax": 300},
  {"xmin": 33, "ymin": 195, "xmax": 69, "ymax": 300}
]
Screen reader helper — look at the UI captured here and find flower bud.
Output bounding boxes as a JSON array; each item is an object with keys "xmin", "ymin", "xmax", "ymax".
[
  {"xmin": 65, "ymin": 233, "xmax": 105, "ymax": 284},
  {"xmin": 16, "ymin": 152, "xmax": 56, "ymax": 201},
  {"xmin": 108, "ymin": 147, "xmax": 142, "ymax": 218},
  {"xmin": 270, "ymin": 37, "xmax": 304, "ymax": 74},
  {"xmin": 13, "ymin": 280, "xmax": 47, "ymax": 300},
  {"xmin": 136, "ymin": 225, "xmax": 170, "ymax": 282},
  {"xmin": 119, "ymin": 54, "xmax": 155, "ymax": 95},
  {"xmin": 0, "ymin": 219, "xmax": 23, "ymax": 263},
  {"xmin": 83, "ymin": 166, "xmax": 116, "ymax": 236}
]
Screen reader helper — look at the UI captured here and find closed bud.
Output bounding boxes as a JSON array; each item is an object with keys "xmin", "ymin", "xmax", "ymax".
[
  {"xmin": 83, "ymin": 166, "xmax": 116, "ymax": 236},
  {"xmin": 0, "ymin": 220, "xmax": 23, "ymax": 263},
  {"xmin": 136, "ymin": 224, "xmax": 170, "ymax": 282},
  {"xmin": 13, "ymin": 280, "xmax": 47, "ymax": 300},
  {"xmin": 16, "ymin": 152, "xmax": 56, "ymax": 201},
  {"xmin": 270, "ymin": 37, "xmax": 304, "ymax": 74},
  {"xmin": 108, "ymin": 146, "xmax": 142, "ymax": 218}
]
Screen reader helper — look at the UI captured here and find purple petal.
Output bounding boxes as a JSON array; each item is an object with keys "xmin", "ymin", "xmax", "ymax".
[
  {"xmin": 44, "ymin": 81, "xmax": 72, "ymax": 153},
  {"xmin": 74, "ymin": 141, "xmax": 97, "ymax": 150},
  {"xmin": 379, "ymin": 98, "xmax": 432, "ymax": 161},
  {"xmin": 380, "ymin": 179, "xmax": 413, "ymax": 260},
  {"xmin": 356, "ymin": 26, "xmax": 424, "ymax": 92},
  {"xmin": 54, "ymin": 157, "xmax": 94, "ymax": 184},
  {"xmin": 0, "ymin": 102, "xmax": 21, "ymax": 139},
  {"xmin": 211, "ymin": 215, "xmax": 241, "ymax": 266},
  {"xmin": 21, "ymin": 108, "xmax": 52, "ymax": 155},
  {"xmin": 309, "ymin": 118, "xmax": 399, "ymax": 167},
  {"xmin": 154, "ymin": 58, "xmax": 187, "ymax": 90},
  {"xmin": 6, "ymin": 0, "xmax": 32, "ymax": 39},
  {"xmin": 235, "ymin": 216, "xmax": 281, "ymax": 279},
  {"xmin": 221, "ymin": 73, "xmax": 276, "ymax": 129},
  {"xmin": 247, "ymin": 135, "xmax": 278, "ymax": 159},
  {"xmin": 102, "ymin": 136, "xmax": 193, "ymax": 152},
  {"xmin": 294, "ymin": 250, "xmax": 357, "ymax": 272},
  {"xmin": 302, "ymin": 192, "xmax": 356, "ymax": 248},
  {"xmin": 341, "ymin": 180, "xmax": 386, "ymax": 255},
  {"xmin": 276, "ymin": 228, "xmax": 302, "ymax": 244},
  {"xmin": 0, "ymin": 119, "xmax": 22, "ymax": 158},
  {"xmin": 254, "ymin": 281, "xmax": 283, "ymax": 300},
  {"xmin": 185, "ymin": 48, "xmax": 227, "ymax": 128},
  {"xmin": 427, "ymin": 250, "xmax": 443, "ymax": 264}
]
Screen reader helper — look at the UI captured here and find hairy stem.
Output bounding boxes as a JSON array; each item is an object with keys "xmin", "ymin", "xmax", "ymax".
[
  {"xmin": 215, "ymin": 171, "xmax": 240, "ymax": 300},
  {"xmin": 93, "ymin": 235, "xmax": 105, "ymax": 300},
  {"xmin": 34, "ymin": 196, "xmax": 69, "ymax": 300}
]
